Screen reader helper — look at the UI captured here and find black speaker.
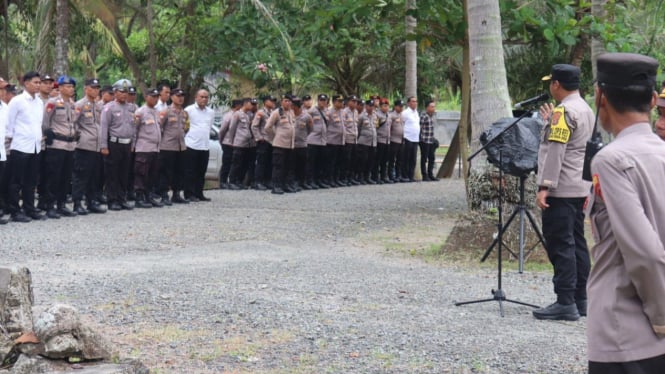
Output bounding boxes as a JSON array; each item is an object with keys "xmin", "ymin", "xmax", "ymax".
[{"xmin": 480, "ymin": 116, "xmax": 543, "ymax": 177}]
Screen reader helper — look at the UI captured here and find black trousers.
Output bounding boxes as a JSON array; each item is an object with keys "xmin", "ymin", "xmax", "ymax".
[
  {"xmin": 272, "ymin": 147, "xmax": 293, "ymax": 188},
  {"xmin": 376, "ymin": 143, "xmax": 390, "ymax": 180},
  {"xmin": 542, "ymin": 196, "xmax": 590, "ymax": 305},
  {"xmin": 127, "ymin": 152, "xmax": 136, "ymax": 196},
  {"xmin": 0, "ymin": 160, "xmax": 7, "ymax": 212},
  {"xmin": 104, "ymin": 142, "xmax": 132, "ymax": 204},
  {"xmin": 184, "ymin": 147, "xmax": 208, "ymax": 198},
  {"xmin": 44, "ymin": 148, "xmax": 74, "ymax": 207},
  {"xmin": 292, "ymin": 147, "xmax": 307, "ymax": 185},
  {"xmin": 245, "ymin": 147, "xmax": 256, "ymax": 186},
  {"xmin": 388, "ymin": 142, "xmax": 403, "ymax": 179},
  {"xmin": 254, "ymin": 141, "xmax": 272, "ymax": 185},
  {"xmin": 219, "ymin": 144, "xmax": 233, "ymax": 185},
  {"xmin": 7, "ymin": 150, "xmax": 39, "ymax": 215},
  {"xmin": 305, "ymin": 144, "xmax": 326, "ymax": 183},
  {"xmin": 342, "ymin": 143, "xmax": 356, "ymax": 180},
  {"xmin": 419, "ymin": 142, "xmax": 436, "ymax": 178},
  {"xmin": 589, "ymin": 353, "xmax": 665, "ymax": 374},
  {"xmin": 72, "ymin": 149, "xmax": 102, "ymax": 204},
  {"xmin": 355, "ymin": 145, "xmax": 370, "ymax": 179},
  {"xmin": 157, "ymin": 150, "xmax": 185, "ymax": 194},
  {"xmin": 228, "ymin": 147, "xmax": 252, "ymax": 185},
  {"xmin": 134, "ymin": 152, "xmax": 159, "ymax": 194},
  {"xmin": 37, "ymin": 151, "xmax": 48, "ymax": 208},
  {"xmin": 325, "ymin": 144, "xmax": 344, "ymax": 182},
  {"xmin": 401, "ymin": 139, "xmax": 418, "ymax": 180}
]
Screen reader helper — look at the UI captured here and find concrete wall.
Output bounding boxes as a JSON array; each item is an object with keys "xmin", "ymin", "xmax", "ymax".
[{"xmin": 434, "ymin": 111, "xmax": 460, "ymax": 146}]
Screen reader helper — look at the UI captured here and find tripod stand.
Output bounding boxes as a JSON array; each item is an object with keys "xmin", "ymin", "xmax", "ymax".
[
  {"xmin": 455, "ymin": 113, "xmax": 541, "ymax": 316},
  {"xmin": 480, "ymin": 174, "xmax": 546, "ymax": 273}
]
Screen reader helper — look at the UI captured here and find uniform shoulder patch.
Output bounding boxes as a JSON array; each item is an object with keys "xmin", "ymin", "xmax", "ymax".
[
  {"xmin": 548, "ymin": 106, "xmax": 571, "ymax": 143},
  {"xmin": 592, "ymin": 173, "xmax": 604, "ymax": 201},
  {"xmin": 46, "ymin": 102, "xmax": 55, "ymax": 113}
]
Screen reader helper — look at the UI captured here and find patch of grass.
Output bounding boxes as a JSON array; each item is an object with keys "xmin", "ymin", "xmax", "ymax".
[
  {"xmin": 435, "ymin": 145, "xmax": 449, "ymax": 158},
  {"xmin": 371, "ymin": 348, "xmax": 395, "ymax": 368}
]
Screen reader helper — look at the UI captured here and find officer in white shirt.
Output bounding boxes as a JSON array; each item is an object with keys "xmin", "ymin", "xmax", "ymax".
[
  {"xmin": 401, "ymin": 96, "xmax": 420, "ymax": 181},
  {"xmin": 183, "ymin": 89, "xmax": 214, "ymax": 202},
  {"xmin": 5, "ymin": 71, "xmax": 46, "ymax": 222}
]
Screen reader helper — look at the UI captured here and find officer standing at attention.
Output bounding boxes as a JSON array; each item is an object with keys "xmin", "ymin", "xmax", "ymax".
[
  {"xmin": 42, "ymin": 75, "xmax": 78, "ymax": 218},
  {"xmin": 133, "ymin": 88, "xmax": 163, "ymax": 208},
  {"xmin": 375, "ymin": 98, "xmax": 392, "ymax": 183},
  {"xmin": 532, "ymin": 64, "xmax": 594, "ymax": 321},
  {"xmin": 325, "ymin": 95, "xmax": 346, "ymax": 187},
  {"xmin": 291, "ymin": 97, "xmax": 312, "ymax": 190},
  {"xmin": 227, "ymin": 98, "xmax": 255, "ymax": 190},
  {"xmin": 6, "ymin": 71, "xmax": 45, "ymax": 222},
  {"xmin": 217, "ymin": 99, "xmax": 241, "ymax": 189},
  {"xmin": 100, "ymin": 79, "xmax": 136, "ymax": 211},
  {"xmin": 341, "ymin": 96, "xmax": 359, "ymax": 185},
  {"xmin": 356, "ymin": 99, "xmax": 378, "ymax": 184},
  {"xmin": 250, "ymin": 95, "xmax": 276, "ymax": 190},
  {"xmin": 265, "ymin": 95, "xmax": 295, "ymax": 194},
  {"xmin": 183, "ymin": 89, "xmax": 214, "ymax": 202},
  {"xmin": 586, "ymin": 52, "xmax": 665, "ymax": 374},
  {"xmin": 304, "ymin": 94, "xmax": 329, "ymax": 189},
  {"xmin": 388, "ymin": 100, "xmax": 404, "ymax": 182},
  {"xmin": 157, "ymin": 88, "xmax": 189, "ymax": 204},
  {"xmin": 71, "ymin": 78, "xmax": 106, "ymax": 215}
]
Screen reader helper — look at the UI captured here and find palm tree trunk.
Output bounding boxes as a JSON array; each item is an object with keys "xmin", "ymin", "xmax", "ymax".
[
  {"xmin": 591, "ymin": 0, "xmax": 607, "ymax": 79},
  {"xmin": 54, "ymin": 0, "xmax": 68, "ymax": 75},
  {"xmin": 147, "ymin": 0, "xmax": 157, "ymax": 87},
  {"xmin": 405, "ymin": 0, "xmax": 417, "ymax": 98}
]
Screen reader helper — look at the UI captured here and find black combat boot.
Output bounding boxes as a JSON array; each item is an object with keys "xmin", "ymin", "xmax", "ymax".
[
  {"xmin": 73, "ymin": 201, "xmax": 89, "ymax": 216},
  {"xmin": 171, "ymin": 191, "xmax": 189, "ymax": 204},
  {"xmin": 148, "ymin": 193, "xmax": 164, "ymax": 208},
  {"xmin": 57, "ymin": 202, "xmax": 77, "ymax": 217},
  {"xmin": 134, "ymin": 192, "xmax": 153, "ymax": 208},
  {"xmin": 160, "ymin": 192, "xmax": 172, "ymax": 206}
]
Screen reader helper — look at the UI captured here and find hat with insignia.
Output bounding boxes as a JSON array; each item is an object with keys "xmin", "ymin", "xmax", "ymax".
[
  {"xmin": 291, "ymin": 97, "xmax": 302, "ymax": 107},
  {"xmin": 41, "ymin": 74, "xmax": 54, "ymax": 82},
  {"xmin": 302, "ymin": 95, "xmax": 312, "ymax": 101},
  {"xmin": 84, "ymin": 78, "xmax": 100, "ymax": 88},
  {"xmin": 112, "ymin": 79, "xmax": 132, "ymax": 92},
  {"xmin": 370, "ymin": 95, "xmax": 380, "ymax": 100},
  {"xmin": 261, "ymin": 95, "xmax": 276, "ymax": 102},
  {"xmin": 393, "ymin": 99, "xmax": 404, "ymax": 107},
  {"xmin": 365, "ymin": 99, "xmax": 374, "ymax": 106},
  {"xmin": 346, "ymin": 94, "xmax": 359, "ymax": 102},
  {"xmin": 171, "ymin": 88, "xmax": 185, "ymax": 96},
  {"xmin": 146, "ymin": 88, "xmax": 159, "ymax": 96},
  {"xmin": 332, "ymin": 94, "xmax": 343, "ymax": 102},
  {"xmin": 541, "ymin": 64, "xmax": 581, "ymax": 86},
  {"xmin": 57, "ymin": 75, "xmax": 76, "ymax": 86},
  {"xmin": 250, "ymin": 98, "xmax": 258, "ymax": 104},
  {"xmin": 101, "ymin": 85, "xmax": 114, "ymax": 94},
  {"xmin": 282, "ymin": 94, "xmax": 293, "ymax": 101},
  {"xmin": 379, "ymin": 98, "xmax": 389, "ymax": 105},
  {"xmin": 128, "ymin": 86, "xmax": 137, "ymax": 95},
  {"xmin": 596, "ymin": 52, "xmax": 658, "ymax": 88},
  {"xmin": 0, "ymin": 77, "xmax": 8, "ymax": 89},
  {"xmin": 318, "ymin": 94, "xmax": 329, "ymax": 101}
]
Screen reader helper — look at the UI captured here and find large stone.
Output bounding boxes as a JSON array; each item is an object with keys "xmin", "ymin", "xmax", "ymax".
[
  {"xmin": 0, "ymin": 267, "xmax": 34, "ymax": 335},
  {"xmin": 0, "ymin": 334, "xmax": 13, "ymax": 365},
  {"xmin": 33, "ymin": 304, "xmax": 80, "ymax": 343},
  {"xmin": 5, "ymin": 354, "xmax": 54, "ymax": 374},
  {"xmin": 77, "ymin": 325, "xmax": 111, "ymax": 360},
  {"xmin": 43, "ymin": 334, "xmax": 82, "ymax": 359},
  {"xmin": 1, "ymin": 356, "xmax": 149, "ymax": 374}
]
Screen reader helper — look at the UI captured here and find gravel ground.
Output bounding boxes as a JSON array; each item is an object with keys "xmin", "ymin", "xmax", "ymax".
[{"xmin": 2, "ymin": 179, "xmax": 587, "ymax": 373}]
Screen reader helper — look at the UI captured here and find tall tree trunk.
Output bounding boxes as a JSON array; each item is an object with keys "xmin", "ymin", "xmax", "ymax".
[
  {"xmin": 147, "ymin": 0, "xmax": 157, "ymax": 87},
  {"xmin": 54, "ymin": 0, "xmax": 68, "ymax": 75},
  {"xmin": 466, "ymin": 0, "xmax": 513, "ymax": 211},
  {"xmin": 404, "ymin": 0, "xmax": 417, "ymax": 98},
  {"xmin": 591, "ymin": 0, "xmax": 607, "ymax": 79}
]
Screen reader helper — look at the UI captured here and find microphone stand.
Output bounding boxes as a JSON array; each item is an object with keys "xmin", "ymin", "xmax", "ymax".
[{"xmin": 455, "ymin": 110, "xmax": 541, "ymax": 317}]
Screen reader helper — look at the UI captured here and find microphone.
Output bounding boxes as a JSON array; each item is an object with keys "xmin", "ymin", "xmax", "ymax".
[{"xmin": 514, "ymin": 93, "xmax": 550, "ymax": 109}]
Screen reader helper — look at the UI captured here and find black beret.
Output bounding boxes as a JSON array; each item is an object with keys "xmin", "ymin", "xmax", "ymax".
[
  {"xmin": 146, "ymin": 88, "xmax": 159, "ymax": 96},
  {"xmin": 541, "ymin": 64, "xmax": 580, "ymax": 85},
  {"xmin": 171, "ymin": 88, "xmax": 185, "ymax": 96},
  {"xmin": 597, "ymin": 53, "xmax": 658, "ymax": 88},
  {"xmin": 250, "ymin": 98, "xmax": 258, "ymax": 104},
  {"xmin": 84, "ymin": 78, "xmax": 100, "ymax": 87}
]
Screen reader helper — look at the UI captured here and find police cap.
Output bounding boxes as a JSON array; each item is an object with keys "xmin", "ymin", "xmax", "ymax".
[
  {"xmin": 318, "ymin": 94, "xmax": 329, "ymax": 101},
  {"xmin": 365, "ymin": 99, "xmax": 374, "ymax": 106},
  {"xmin": 146, "ymin": 88, "xmax": 160, "ymax": 96},
  {"xmin": 250, "ymin": 98, "xmax": 258, "ymax": 105},
  {"xmin": 541, "ymin": 64, "xmax": 580, "ymax": 85},
  {"xmin": 597, "ymin": 52, "xmax": 658, "ymax": 88},
  {"xmin": 393, "ymin": 99, "xmax": 404, "ymax": 107},
  {"xmin": 332, "ymin": 94, "xmax": 343, "ymax": 102},
  {"xmin": 302, "ymin": 95, "xmax": 312, "ymax": 101},
  {"xmin": 101, "ymin": 85, "xmax": 114, "ymax": 94},
  {"xmin": 346, "ymin": 94, "xmax": 359, "ymax": 102},
  {"xmin": 41, "ymin": 74, "xmax": 54, "ymax": 82},
  {"xmin": 657, "ymin": 88, "xmax": 665, "ymax": 108},
  {"xmin": 85, "ymin": 78, "xmax": 100, "ymax": 88},
  {"xmin": 171, "ymin": 88, "xmax": 185, "ymax": 96},
  {"xmin": 291, "ymin": 97, "xmax": 302, "ymax": 107},
  {"xmin": 113, "ymin": 79, "xmax": 132, "ymax": 92},
  {"xmin": 128, "ymin": 87, "xmax": 137, "ymax": 95}
]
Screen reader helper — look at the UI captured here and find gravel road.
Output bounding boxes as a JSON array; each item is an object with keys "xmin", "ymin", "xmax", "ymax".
[{"xmin": 2, "ymin": 179, "xmax": 587, "ymax": 373}]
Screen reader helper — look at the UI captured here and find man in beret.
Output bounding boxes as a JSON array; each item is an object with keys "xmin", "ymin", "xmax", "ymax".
[
  {"xmin": 71, "ymin": 78, "xmax": 106, "ymax": 215},
  {"xmin": 41, "ymin": 75, "xmax": 79, "ymax": 218},
  {"xmin": 156, "ymin": 88, "xmax": 189, "ymax": 204},
  {"xmin": 586, "ymin": 52, "xmax": 665, "ymax": 373},
  {"xmin": 533, "ymin": 64, "xmax": 594, "ymax": 321},
  {"xmin": 100, "ymin": 79, "xmax": 137, "ymax": 211}
]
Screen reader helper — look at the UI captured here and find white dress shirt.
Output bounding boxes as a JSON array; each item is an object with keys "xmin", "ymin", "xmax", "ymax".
[
  {"xmin": 184, "ymin": 104, "xmax": 214, "ymax": 151},
  {"xmin": 7, "ymin": 92, "xmax": 44, "ymax": 154},
  {"xmin": 402, "ymin": 107, "xmax": 420, "ymax": 142},
  {"xmin": 0, "ymin": 102, "xmax": 7, "ymax": 161},
  {"xmin": 155, "ymin": 100, "xmax": 168, "ymax": 112}
]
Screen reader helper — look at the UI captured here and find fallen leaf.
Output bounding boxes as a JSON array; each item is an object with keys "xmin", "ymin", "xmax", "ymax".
[
  {"xmin": 349, "ymin": 352, "xmax": 360, "ymax": 358},
  {"xmin": 15, "ymin": 332, "xmax": 39, "ymax": 344}
]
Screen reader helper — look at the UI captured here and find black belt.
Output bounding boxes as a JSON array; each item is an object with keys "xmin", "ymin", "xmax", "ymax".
[{"xmin": 53, "ymin": 134, "xmax": 77, "ymax": 142}]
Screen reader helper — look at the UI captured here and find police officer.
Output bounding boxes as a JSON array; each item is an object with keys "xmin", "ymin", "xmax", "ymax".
[
  {"xmin": 356, "ymin": 99, "xmax": 378, "ymax": 184},
  {"xmin": 375, "ymin": 98, "xmax": 392, "ymax": 183},
  {"xmin": 292, "ymin": 97, "xmax": 312, "ymax": 190},
  {"xmin": 100, "ymin": 79, "xmax": 136, "ymax": 211},
  {"xmin": 133, "ymin": 88, "xmax": 163, "ymax": 208},
  {"xmin": 217, "ymin": 99, "xmax": 241, "ymax": 189},
  {"xmin": 157, "ymin": 88, "xmax": 189, "ymax": 204},
  {"xmin": 227, "ymin": 98, "xmax": 254, "ymax": 190},
  {"xmin": 42, "ymin": 75, "xmax": 78, "ymax": 218},
  {"xmin": 125, "ymin": 85, "xmax": 139, "ymax": 201},
  {"xmin": 305, "ymin": 94, "xmax": 329, "ymax": 189},
  {"xmin": 388, "ymin": 100, "xmax": 404, "ymax": 182},
  {"xmin": 325, "ymin": 95, "xmax": 346, "ymax": 187},
  {"xmin": 586, "ymin": 53, "xmax": 665, "ymax": 374},
  {"xmin": 100, "ymin": 85, "xmax": 114, "ymax": 105},
  {"xmin": 265, "ymin": 95, "xmax": 295, "ymax": 194},
  {"xmin": 341, "ymin": 95, "xmax": 359, "ymax": 185},
  {"xmin": 251, "ymin": 95, "xmax": 276, "ymax": 190},
  {"xmin": 531, "ymin": 64, "xmax": 594, "ymax": 321},
  {"xmin": 71, "ymin": 78, "xmax": 106, "ymax": 215}
]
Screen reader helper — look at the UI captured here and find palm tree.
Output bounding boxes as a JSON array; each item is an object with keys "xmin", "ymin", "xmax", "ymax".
[{"xmin": 404, "ymin": 0, "xmax": 417, "ymax": 98}]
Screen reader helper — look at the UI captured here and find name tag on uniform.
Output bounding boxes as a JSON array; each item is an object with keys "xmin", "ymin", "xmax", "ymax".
[
  {"xmin": 85, "ymin": 112, "xmax": 93, "ymax": 118},
  {"xmin": 169, "ymin": 116, "xmax": 177, "ymax": 122},
  {"xmin": 146, "ymin": 119, "xmax": 155, "ymax": 125}
]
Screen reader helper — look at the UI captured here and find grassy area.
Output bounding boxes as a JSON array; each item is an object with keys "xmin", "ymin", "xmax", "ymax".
[{"xmin": 435, "ymin": 145, "xmax": 449, "ymax": 158}]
